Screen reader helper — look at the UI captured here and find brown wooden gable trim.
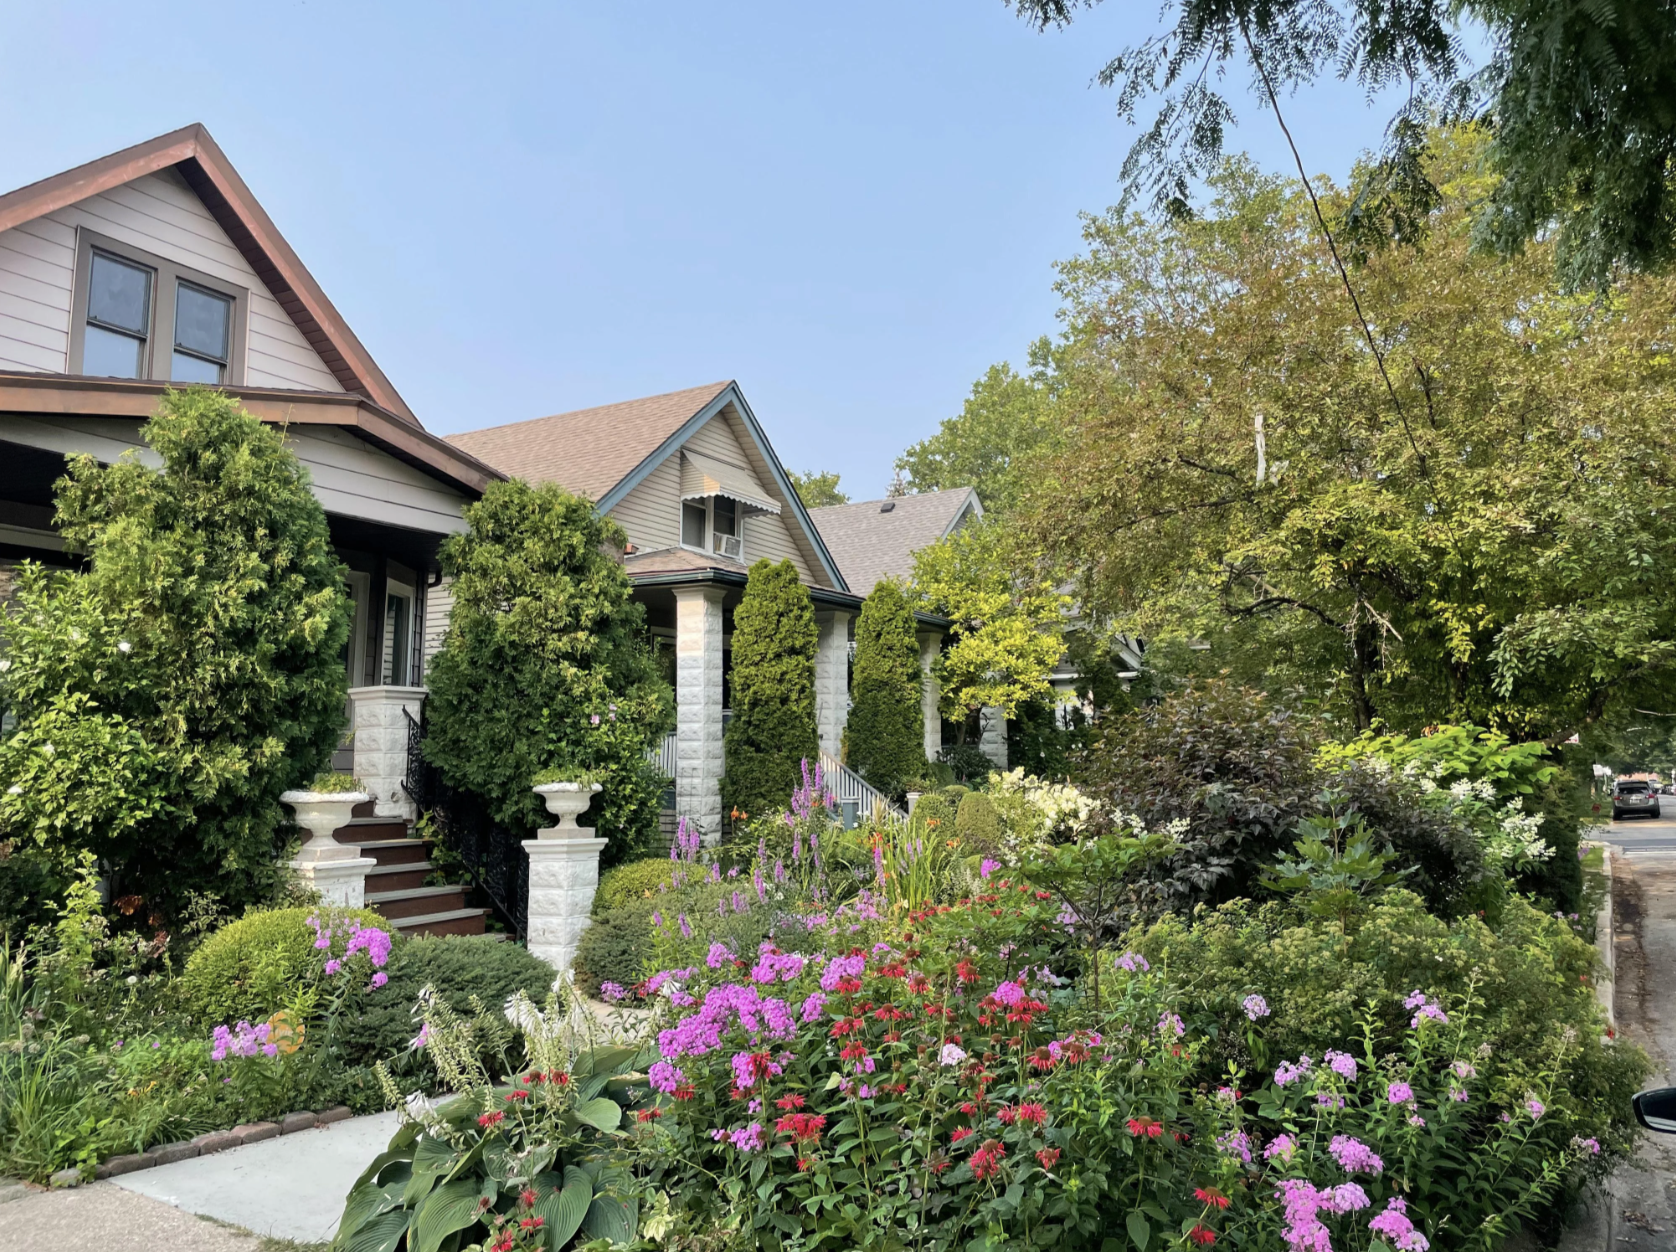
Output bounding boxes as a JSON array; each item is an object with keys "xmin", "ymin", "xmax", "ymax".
[{"xmin": 0, "ymin": 124, "xmax": 418, "ymax": 426}]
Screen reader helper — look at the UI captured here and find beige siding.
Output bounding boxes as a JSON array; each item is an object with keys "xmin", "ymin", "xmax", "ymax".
[
  {"xmin": 608, "ymin": 454, "xmax": 682, "ymax": 551},
  {"xmin": 0, "ymin": 413, "xmax": 468, "ymax": 536},
  {"xmin": 688, "ymin": 415, "xmax": 816, "ymax": 582},
  {"xmin": 423, "ymin": 577, "xmax": 455, "ymax": 676},
  {"xmin": 0, "ymin": 168, "xmax": 344, "ymax": 391}
]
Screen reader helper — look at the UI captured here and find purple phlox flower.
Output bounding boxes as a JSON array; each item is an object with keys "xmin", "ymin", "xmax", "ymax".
[
  {"xmin": 1449, "ymin": 1086, "xmax": 1469, "ymax": 1103},
  {"xmin": 1056, "ymin": 904, "xmax": 1078, "ymax": 927},
  {"xmin": 1157, "ymin": 1011, "xmax": 1186, "ymax": 1038},
  {"xmin": 749, "ymin": 948, "xmax": 806, "ymax": 985},
  {"xmin": 819, "ymin": 953, "xmax": 866, "ymax": 992},
  {"xmin": 1316, "ymin": 1092, "xmax": 1345, "ymax": 1110},
  {"xmin": 1274, "ymin": 1056, "xmax": 1313, "ymax": 1087},
  {"xmin": 799, "ymin": 992, "xmax": 827, "ymax": 1023},
  {"xmin": 1216, "ymin": 1129, "xmax": 1252, "ymax": 1164},
  {"xmin": 369, "ymin": 971, "xmax": 388, "ymax": 991},
  {"xmin": 345, "ymin": 926, "xmax": 393, "ymax": 968},
  {"xmin": 1262, "ymin": 1133, "xmax": 1297, "ymax": 1162},
  {"xmin": 1369, "ymin": 1197, "xmax": 1431, "ymax": 1252},
  {"xmin": 707, "ymin": 941, "xmax": 736, "ymax": 969},
  {"xmin": 1324, "ymin": 1049, "xmax": 1358, "ymax": 1080},
  {"xmin": 748, "ymin": 1098, "xmax": 761, "ymax": 1113},
  {"xmin": 1276, "ymin": 1180, "xmax": 1333, "ymax": 1252},
  {"xmin": 1329, "ymin": 1134, "xmax": 1384, "ymax": 1176},
  {"xmin": 1404, "ymin": 990, "xmax": 1448, "ymax": 1028},
  {"xmin": 1115, "ymin": 951, "xmax": 1150, "ymax": 974},
  {"xmin": 979, "ymin": 857, "xmax": 1001, "ymax": 879},
  {"xmin": 600, "ymin": 981, "xmax": 627, "ymax": 1003},
  {"xmin": 648, "ymin": 1060, "xmax": 684, "ymax": 1094},
  {"xmin": 1386, "ymin": 1080, "xmax": 1415, "ymax": 1105},
  {"xmin": 1571, "ymin": 1135, "xmax": 1601, "ymax": 1156},
  {"xmin": 992, "ymin": 981, "xmax": 1026, "ymax": 1007},
  {"xmin": 1451, "ymin": 1060, "xmax": 1477, "ymax": 1080},
  {"xmin": 1407, "ymin": 1114, "xmax": 1426, "ymax": 1127},
  {"xmin": 657, "ymin": 984, "xmax": 798, "ymax": 1059},
  {"xmin": 939, "ymin": 1043, "xmax": 967, "ymax": 1066},
  {"xmin": 726, "ymin": 1122, "xmax": 765, "ymax": 1152},
  {"xmin": 324, "ymin": 959, "xmax": 342, "ymax": 976},
  {"xmin": 1526, "ymin": 1098, "xmax": 1545, "ymax": 1120},
  {"xmin": 1321, "ymin": 1183, "xmax": 1370, "ymax": 1215},
  {"xmin": 1242, "ymin": 993, "xmax": 1270, "ymax": 1020}
]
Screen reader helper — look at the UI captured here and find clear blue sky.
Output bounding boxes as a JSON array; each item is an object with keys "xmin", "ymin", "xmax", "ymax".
[{"xmin": 0, "ymin": 1, "xmax": 1443, "ymax": 499}]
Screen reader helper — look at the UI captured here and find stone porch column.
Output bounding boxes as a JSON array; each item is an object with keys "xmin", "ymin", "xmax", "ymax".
[
  {"xmin": 674, "ymin": 586, "xmax": 726, "ymax": 843},
  {"xmin": 980, "ymin": 707, "xmax": 1009, "ymax": 771},
  {"xmin": 348, "ymin": 686, "xmax": 427, "ymax": 821},
  {"xmin": 814, "ymin": 609, "xmax": 853, "ymax": 762},
  {"xmin": 917, "ymin": 631, "xmax": 942, "ymax": 765}
]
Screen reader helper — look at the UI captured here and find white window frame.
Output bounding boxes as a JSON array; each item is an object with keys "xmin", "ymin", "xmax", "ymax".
[{"xmin": 678, "ymin": 496, "xmax": 746, "ymax": 563}]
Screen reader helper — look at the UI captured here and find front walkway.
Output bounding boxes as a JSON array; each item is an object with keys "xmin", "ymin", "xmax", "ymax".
[{"xmin": 0, "ymin": 1181, "xmax": 264, "ymax": 1252}]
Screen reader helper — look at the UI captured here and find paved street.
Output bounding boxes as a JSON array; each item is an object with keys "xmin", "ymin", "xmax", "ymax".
[{"xmin": 1599, "ymin": 803, "xmax": 1676, "ymax": 1249}]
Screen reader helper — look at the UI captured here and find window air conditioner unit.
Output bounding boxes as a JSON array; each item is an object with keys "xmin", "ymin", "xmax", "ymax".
[{"xmin": 716, "ymin": 534, "xmax": 743, "ymax": 560}]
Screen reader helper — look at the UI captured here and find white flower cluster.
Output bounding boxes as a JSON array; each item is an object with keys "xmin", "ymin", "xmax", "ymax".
[{"xmin": 991, "ymin": 768, "xmax": 1100, "ymax": 837}]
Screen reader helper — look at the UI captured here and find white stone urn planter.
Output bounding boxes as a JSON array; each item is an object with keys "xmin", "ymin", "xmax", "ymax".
[
  {"xmin": 281, "ymin": 789, "xmax": 376, "ymax": 907},
  {"xmin": 525, "ymin": 781, "xmax": 607, "ymax": 976},
  {"xmin": 531, "ymin": 781, "xmax": 603, "ymax": 836}
]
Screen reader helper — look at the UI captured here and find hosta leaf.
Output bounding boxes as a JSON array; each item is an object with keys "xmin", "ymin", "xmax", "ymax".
[
  {"xmin": 534, "ymin": 1176, "xmax": 592, "ymax": 1249},
  {"xmin": 583, "ymin": 1191, "xmax": 638, "ymax": 1244},
  {"xmin": 335, "ymin": 1208, "xmax": 408, "ymax": 1252},
  {"xmin": 412, "ymin": 1134, "xmax": 457, "ymax": 1177},
  {"xmin": 572, "ymin": 1096, "xmax": 623, "ymax": 1133},
  {"xmin": 336, "ymin": 1178, "xmax": 406, "ymax": 1245},
  {"xmin": 412, "ymin": 1179, "xmax": 484, "ymax": 1252}
]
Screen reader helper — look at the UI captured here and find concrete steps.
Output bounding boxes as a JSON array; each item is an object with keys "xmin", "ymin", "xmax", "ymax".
[{"xmin": 329, "ymin": 814, "xmax": 487, "ymax": 938}]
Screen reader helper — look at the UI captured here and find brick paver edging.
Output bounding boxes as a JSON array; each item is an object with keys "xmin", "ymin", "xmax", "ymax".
[{"xmin": 72, "ymin": 1106, "xmax": 354, "ymax": 1184}]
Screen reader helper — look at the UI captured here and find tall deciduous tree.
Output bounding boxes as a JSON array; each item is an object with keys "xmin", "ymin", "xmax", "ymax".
[
  {"xmin": 424, "ymin": 480, "xmax": 671, "ymax": 865},
  {"xmin": 721, "ymin": 559, "xmax": 820, "ymax": 819},
  {"xmin": 0, "ymin": 389, "xmax": 350, "ymax": 917},
  {"xmin": 912, "ymin": 521, "xmax": 1067, "ymax": 742},
  {"xmin": 787, "ymin": 470, "xmax": 849, "ymax": 509},
  {"xmin": 1010, "ymin": 0, "xmax": 1676, "ymax": 288},
  {"xmin": 1033, "ymin": 137, "xmax": 1676, "ymax": 741},
  {"xmin": 844, "ymin": 579, "xmax": 927, "ymax": 798}
]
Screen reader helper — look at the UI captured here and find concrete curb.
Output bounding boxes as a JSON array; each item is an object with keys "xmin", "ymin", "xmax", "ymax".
[
  {"xmin": 83, "ymin": 1106, "xmax": 353, "ymax": 1185},
  {"xmin": 1590, "ymin": 840, "xmax": 1616, "ymax": 1030}
]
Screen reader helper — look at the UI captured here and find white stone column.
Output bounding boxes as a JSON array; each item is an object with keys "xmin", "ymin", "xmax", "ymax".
[
  {"xmin": 917, "ymin": 631, "xmax": 942, "ymax": 765},
  {"xmin": 524, "ymin": 833, "xmax": 609, "ymax": 976},
  {"xmin": 349, "ymin": 686, "xmax": 428, "ymax": 821},
  {"xmin": 980, "ymin": 707, "xmax": 1009, "ymax": 771},
  {"xmin": 814, "ymin": 609, "xmax": 853, "ymax": 762},
  {"xmin": 291, "ymin": 855, "xmax": 378, "ymax": 908},
  {"xmin": 674, "ymin": 586, "xmax": 726, "ymax": 844}
]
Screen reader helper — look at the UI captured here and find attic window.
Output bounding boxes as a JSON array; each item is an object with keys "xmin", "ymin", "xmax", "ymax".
[{"xmin": 70, "ymin": 229, "xmax": 249, "ymax": 385}]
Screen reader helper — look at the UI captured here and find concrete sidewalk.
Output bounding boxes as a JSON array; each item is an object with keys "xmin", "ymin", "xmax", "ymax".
[
  {"xmin": 110, "ymin": 1110, "xmax": 400, "ymax": 1245},
  {"xmin": 0, "ymin": 1181, "xmax": 264, "ymax": 1252}
]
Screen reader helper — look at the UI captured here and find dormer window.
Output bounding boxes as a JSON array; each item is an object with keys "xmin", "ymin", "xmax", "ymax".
[{"xmin": 70, "ymin": 229, "xmax": 248, "ymax": 384}]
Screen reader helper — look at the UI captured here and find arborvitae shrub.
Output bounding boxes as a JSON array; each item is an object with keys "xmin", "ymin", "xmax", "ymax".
[
  {"xmin": 954, "ymin": 792, "xmax": 1003, "ymax": 854},
  {"xmin": 843, "ymin": 579, "xmax": 927, "ymax": 800},
  {"xmin": 720, "ymin": 559, "xmax": 818, "ymax": 821}
]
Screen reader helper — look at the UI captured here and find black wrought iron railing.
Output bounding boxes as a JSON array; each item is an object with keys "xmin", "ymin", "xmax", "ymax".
[{"xmin": 402, "ymin": 708, "xmax": 529, "ymax": 940}]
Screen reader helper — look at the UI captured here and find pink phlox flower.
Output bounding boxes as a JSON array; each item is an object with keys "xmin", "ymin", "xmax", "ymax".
[
  {"xmin": 345, "ymin": 926, "xmax": 392, "ymax": 969},
  {"xmin": 1571, "ymin": 1135, "xmax": 1601, "ymax": 1156},
  {"xmin": 799, "ymin": 992, "xmax": 827, "ymax": 1023},
  {"xmin": 819, "ymin": 953, "xmax": 866, "ymax": 992},
  {"xmin": 600, "ymin": 981, "xmax": 627, "ymax": 1002},
  {"xmin": 1324, "ymin": 1049, "xmax": 1358, "ymax": 1079},
  {"xmin": 1526, "ymin": 1098, "xmax": 1545, "ymax": 1120},
  {"xmin": 727, "ymin": 1122, "xmax": 765, "ymax": 1152},
  {"xmin": 1115, "ymin": 951, "xmax": 1150, "ymax": 973},
  {"xmin": 1274, "ymin": 1056, "xmax": 1313, "ymax": 1087},
  {"xmin": 1407, "ymin": 1114, "xmax": 1426, "ymax": 1127},
  {"xmin": 979, "ymin": 858, "xmax": 1000, "ymax": 879},
  {"xmin": 1449, "ymin": 1086, "xmax": 1469, "ymax": 1103},
  {"xmin": 1386, "ymin": 1080, "xmax": 1415, "ymax": 1104},
  {"xmin": 1451, "ymin": 1060, "xmax": 1477, "ymax": 1079},
  {"xmin": 369, "ymin": 971, "xmax": 388, "ymax": 991},
  {"xmin": 1243, "ymin": 993, "xmax": 1270, "ymax": 1020},
  {"xmin": 1275, "ymin": 1180, "xmax": 1334, "ymax": 1252},
  {"xmin": 1216, "ymin": 1129, "xmax": 1252, "ymax": 1164},
  {"xmin": 408, "ymin": 1023, "xmax": 430, "ymax": 1051},
  {"xmin": 939, "ymin": 1043, "xmax": 967, "ymax": 1066},
  {"xmin": 992, "ymin": 981, "xmax": 1026, "ymax": 1007},
  {"xmin": 1320, "ymin": 1183, "xmax": 1370, "ymax": 1215},
  {"xmin": 324, "ymin": 959, "xmax": 342, "ymax": 976},
  {"xmin": 1329, "ymin": 1134, "xmax": 1384, "ymax": 1176},
  {"xmin": 648, "ymin": 1060, "xmax": 684, "ymax": 1094},
  {"xmin": 657, "ymin": 983, "xmax": 797, "ymax": 1059},
  {"xmin": 1157, "ymin": 1011, "xmax": 1186, "ymax": 1038},
  {"xmin": 1316, "ymin": 1092, "xmax": 1345, "ymax": 1109},
  {"xmin": 1369, "ymin": 1197, "xmax": 1431, "ymax": 1252},
  {"xmin": 706, "ymin": 941, "xmax": 736, "ymax": 969},
  {"xmin": 1262, "ymin": 1133, "xmax": 1297, "ymax": 1162}
]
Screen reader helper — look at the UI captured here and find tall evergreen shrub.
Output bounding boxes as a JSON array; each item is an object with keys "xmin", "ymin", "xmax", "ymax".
[
  {"xmin": 0, "ymin": 389, "xmax": 351, "ymax": 917},
  {"xmin": 843, "ymin": 578, "xmax": 926, "ymax": 798},
  {"xmin": 423, "ymin": 480, "xmax": 672, "ymax": 866},
  {"xmin": 721, "ymin": 559, "xmax": 818, "ymax": 820}
]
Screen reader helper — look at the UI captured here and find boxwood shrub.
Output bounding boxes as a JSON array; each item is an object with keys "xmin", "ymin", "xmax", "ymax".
[
  {"xmin": 593, "ymin": 857, "xmax": 676, "ymax": 916},
  {"xmin": 182, "ymin": 905, "xmax": 389, "ymax": 1024}
]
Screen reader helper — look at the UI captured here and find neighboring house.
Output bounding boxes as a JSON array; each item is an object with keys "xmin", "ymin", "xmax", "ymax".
[
  {"xmin": 447, "ymin": 383, "xmax": 949, "ymax": 836},
  {"xmin": 807, "ymin": 487, "xmax": 1008, "ymax": 769},
  {"xmin": 0, "ymin": 125, "xmax": 499, "ymax": 934}
]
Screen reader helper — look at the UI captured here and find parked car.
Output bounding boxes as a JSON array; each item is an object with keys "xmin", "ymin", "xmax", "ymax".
[
  {"xmin": 1613, "ymin": 780, "xmax": 1662, "ymax": 820},
  {"xmin": 1635, "ymin": 1088, "xmax": 1676, "ymax": 1133}
]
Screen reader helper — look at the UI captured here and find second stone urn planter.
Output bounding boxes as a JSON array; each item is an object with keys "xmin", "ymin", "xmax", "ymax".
[
  {"xmin": 280, "ymin": 789, "xmax": 376, "ymax": 908},
  {"xmin": 531, "ymin": 781, "xmax": 603, "ymax": 837}
]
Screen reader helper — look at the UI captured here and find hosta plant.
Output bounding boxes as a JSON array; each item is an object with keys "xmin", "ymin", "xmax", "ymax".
[{"xmin": 333, "ymin": 990, "xmax": 649, "ymax": 1252}]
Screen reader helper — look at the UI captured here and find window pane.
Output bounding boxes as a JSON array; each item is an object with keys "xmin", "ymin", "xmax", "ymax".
[
  {"xmin": 681, "ymin": 501, "xmax": 707, "ymax": 547},
  {"xmin": 713, "ymin": 497, "xmax": 738, "ymax": 537},
  {"xmin": 171, "ymin": 351, "xmax": 223, "ymax": 384},
  {"xmin": 88, "ymin": 253, "xmax": 151, "ymax": 333},
  {"xmin": 83, "ymin": 323, "xmax": 144, "ymax": 378},
  {"xmin": 175, "ymin": 283, "xmax": 230, "ymax": 360},
  {"xmin": 383, "ymin": 593, "xmax": 412, "ymax": 685}
]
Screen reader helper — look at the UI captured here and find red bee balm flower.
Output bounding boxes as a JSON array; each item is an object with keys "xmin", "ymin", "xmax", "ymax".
[
  {"xmin": 775, "ymin": 1094, "xmax": 806, "ymax": 1110},
  {"xmin": 1036, "ymin": 1148, "xmax": 1061, "ymax": 1170},
  {"xmin": 504, "ymin": 1090, "xmax": 528, "ymax": 1102},
  {"xmin": 1188, "ymin": 1226, "xmax": 1217, "ymax": 1245},
  {"xmin": 519, "ymin": 1188, "xmax": 539, "ymax": 1207},
  {"xmin": 774, "ymin": 1112, "xmax": 827, "ymax": 1144},
  {"xmin": 1126, "ymin": 1117, "xmax": 1163, "ymax": 1138},
  {"xmin": 1195, "ymin": 1187, "xmax": 1230, "ymax": 1210},
  {"xmin": 951, "ymin": 1127, "xmax": 975, "ymax": 1143},
  {"xmin": 477, "ymin": 1111, "xmax": 505, "ymax": 1128},
  {"xmin": 970, "ymin": 1139, "xmax": 1007, "ymax": 1181},
  {"xmin": 1016, "ymin": 1103, "xmax": 1047, "ymax": 1126}
]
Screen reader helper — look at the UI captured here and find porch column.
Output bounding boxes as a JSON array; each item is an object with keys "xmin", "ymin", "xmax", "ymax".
[
  {"xmin": 674, "ymin": 585, "xmax": 726, "ymax": 844},
  {"xmin": 917, "ymin": 631, "xmax": 942, "ymax": 765},
  {"xmin": 980, "ymin": 707, "xmax": 1009, "ymax": 771},
  {"xmin": 348, "ymin": 686, "xmax": 427, "ymax": 821},
  {"xmin": 814, "ymin": 610, "xmax": 853, "ymax": 762}
]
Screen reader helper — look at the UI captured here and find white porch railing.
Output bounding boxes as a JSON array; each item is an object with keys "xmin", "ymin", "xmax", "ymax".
[
  {"xmin": 819, "ymin": 752, "xmax": 906, "ymax": 821},
  {"xmin": 647, "ymin": 732, "xmax": 678, "ymax": 779}
]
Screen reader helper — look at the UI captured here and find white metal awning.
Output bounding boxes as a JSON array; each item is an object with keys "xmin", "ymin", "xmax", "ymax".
[{"xmin": 679, "ymin": 450, "xmax": 781, "ymax": 515}]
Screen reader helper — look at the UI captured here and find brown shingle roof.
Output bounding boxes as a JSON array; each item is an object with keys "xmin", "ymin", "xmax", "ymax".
[
  {"xmin": 808, "ymin": 488, "xmax": 981, "ymax": 596},
  {"xmin": 444, "ymin": 381, "xmax": 733, "ymax": 502},
  {"xmin": 622, "ymin": 545, "xmax": 750, "ymax": 579}
]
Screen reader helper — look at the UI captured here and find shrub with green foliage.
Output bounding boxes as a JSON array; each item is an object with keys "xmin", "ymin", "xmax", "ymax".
[
  {"xmin": 335, "ymin": 935, "xmax": 555, "ymax": 1070},
  {"xmin": 423, "ymin": 479, "xmax": 673, "ymax": 868},
  {"xmin": 954, "ymin": 791, "xmax": 1002, "ymax": 854},
  {"xmin": 720, "ymin": 559, "xmax": 818, "ymax": 821},
  {"xmin": 1082, "ymin": 681, "xmax": 1485, "ymax": 916},
  {"xmin": 593, "ymin": 857, "xmax": 677, "ymax": 916},
  {"xmin": 0, "ymin": 389, "xmax": 352, "ymax": 917},
  {"xmin": 907, "ymin": 793, "xmax": 955, "ymax": 838},
  {"xmin": 843, "ymin": 579, "xmax": 927, "ymax": 799},
  {"xmin": 182, "ymin": 905, "xmax": 388, "ymax": 1024},
  {"xmin": 573, "ymin": 898, "xmax": 658, "ymax": 997},
  {"xmin": 937, "ymin": 743, "xmax": 993, "ymax": 785}
]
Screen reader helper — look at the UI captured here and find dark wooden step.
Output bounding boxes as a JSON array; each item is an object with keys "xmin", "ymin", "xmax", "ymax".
[
  {"xmin": 365, "ymin": 860, "xmax": 433, "ymax": 892},
  {"xmin": 333, "ymin": 816, "xmax": 411, "ymax": 844},
  {"xmin": 391, "ymin": 907, "xmax": 489, "ymax": 937},
  {"xmin": 367, "ymin": 884, "xmax": 467, "ymax": 920},
  {"xmin": 354, "ymin": 838, "xmax": 429, "ymax": 867}
]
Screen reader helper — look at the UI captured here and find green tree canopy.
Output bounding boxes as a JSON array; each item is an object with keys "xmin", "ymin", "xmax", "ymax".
[
  {"xmin": 423, "ymin": 479, "xmax": 672, "ymax": 864},
  {"xmin": 896, "ymin": 342, "xmax": 1064, "ymax": 517},
  {"xmin": 1030, "ymin": 138, "xmax": 1676, "ymax": 741},
  {"xmin": 843, "ymin": 579, "xmax": 927, "ymax": 798},
  {"xmin": 721, "ymin": 559, "xmax": 819, "ymax": 820},
  {"xmin": 0, "ymin": 389, "xmax": 350, "ymax": 917},
  {"xmin": 1010, "ymin": 0, "xmax": 1676, "ymax": 288},
  {"xmin": 912, "ymin": 520, "xmax": 1067, "ymax": 742},
  {"xmin": 786, "ymin": 470, "xmax": 849, "ymax": 509}
]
